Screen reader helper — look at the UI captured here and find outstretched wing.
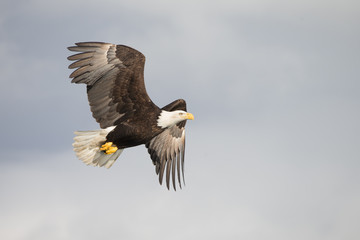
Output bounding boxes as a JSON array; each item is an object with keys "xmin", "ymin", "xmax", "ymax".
[
  {"xmin": 67, "ymin": 42, "xmax": 156, "ymax": 128},
  {"xmin": 145, "ymin": 99, "xmax": 187, "ymax": 190}
]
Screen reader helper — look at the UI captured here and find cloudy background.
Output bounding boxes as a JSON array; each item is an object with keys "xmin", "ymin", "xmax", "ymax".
[{"xmin": 1, "ymin": 0, "xmax": 359, "ymax": 239}]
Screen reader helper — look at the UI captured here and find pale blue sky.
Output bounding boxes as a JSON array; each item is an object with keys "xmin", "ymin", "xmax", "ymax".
[{"xmin": 0, "ymin": 0, "xmax": 359, "ymax": 239}]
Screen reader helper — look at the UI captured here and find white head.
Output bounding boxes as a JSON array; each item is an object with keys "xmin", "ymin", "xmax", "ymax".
[{"xmin": 157, "ymin": 110, "xmax": 194, "ymax": 129}]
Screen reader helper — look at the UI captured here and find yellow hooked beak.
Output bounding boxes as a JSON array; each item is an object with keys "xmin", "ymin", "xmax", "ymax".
[{"xmin": 186, "ymin": 112, "xmax": 194, "ymax": 120}]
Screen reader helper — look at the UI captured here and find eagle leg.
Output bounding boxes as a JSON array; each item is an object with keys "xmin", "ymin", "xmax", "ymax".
[{"xmin": 100, "ymin": 142, "xmax": 118, "ymax": 154}]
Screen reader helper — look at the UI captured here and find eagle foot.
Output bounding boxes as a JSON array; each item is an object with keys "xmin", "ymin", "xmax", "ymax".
[{"xmin": 100, "ymin": 142, "xmax": 118, "ymax": 154}]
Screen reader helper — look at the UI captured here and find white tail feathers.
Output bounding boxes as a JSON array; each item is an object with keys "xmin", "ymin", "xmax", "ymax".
[{"xmin": 72, "ymin": 127, "xmax": 123, "ymax": 168}]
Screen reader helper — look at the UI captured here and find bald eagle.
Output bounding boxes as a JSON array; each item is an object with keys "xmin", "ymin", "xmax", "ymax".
[{"xmin": 67, "ymin": 42, "xmax": 194, "ymax": 190}]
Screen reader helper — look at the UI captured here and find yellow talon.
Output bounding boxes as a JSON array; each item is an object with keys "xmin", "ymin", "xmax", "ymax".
[
  {"xmin": 106, "ymin": 146, "xmax": 118, "ymax": 154},
  {"xmin": 100, "ymin": 142, "xmax": 118, "ymax": 154},
  {"xmin": 100, "ymin": 142, "xmax": 112, "ymax": 151}
]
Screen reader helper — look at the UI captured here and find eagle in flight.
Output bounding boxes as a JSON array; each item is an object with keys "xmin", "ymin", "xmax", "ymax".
[{"xmin": 67, "ymin": 42, "xmax": 194, "ymax": 190}]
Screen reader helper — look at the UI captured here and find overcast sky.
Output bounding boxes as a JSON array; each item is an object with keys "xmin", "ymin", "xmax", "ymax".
[{"xmin": 1, "ymin": 0, "xmax": 359, "ymax": 239}]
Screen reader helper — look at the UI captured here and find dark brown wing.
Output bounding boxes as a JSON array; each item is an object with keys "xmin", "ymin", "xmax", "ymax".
[
  {"xmin": 68, "ymin": 42, "xmax": 156, "ymax": 128},
  {"xmin": 145, "ymin": 99, "xmax": 187, "ymax": 190}
]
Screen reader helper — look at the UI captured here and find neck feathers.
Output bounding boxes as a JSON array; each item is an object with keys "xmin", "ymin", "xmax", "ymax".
[{"xmin": 157, "ymin": 110, "xmax": 178, "ymax": 129}]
